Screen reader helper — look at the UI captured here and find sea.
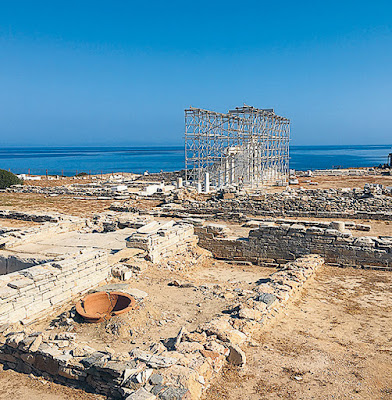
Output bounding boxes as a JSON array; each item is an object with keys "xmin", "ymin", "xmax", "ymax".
[{"xmin": 0, "ymin": 145, "xmax": 391, "ymax": 177}]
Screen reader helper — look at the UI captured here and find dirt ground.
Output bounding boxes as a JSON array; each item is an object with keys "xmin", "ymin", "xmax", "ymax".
[
  {"xmin": 297, "ymin": 174, "xmax": 392, "ymax": 190},
  {"xmin": 204, "ymin": 266, "xmax": 392, "ymax": 400},
  {"xmin": 0, "ymin": 193, "xmax": 163, "ymax": 217},
  {"xmin": 0, "ymin": 218, "xmax": 39, "ymax": 228},
  {"xmin": 31, "ymin": 253, "xmax": 275, "ymax": 354},
  {"xmin": 0, "ymin": 367, "xmax": 105, "ymax": 400}
]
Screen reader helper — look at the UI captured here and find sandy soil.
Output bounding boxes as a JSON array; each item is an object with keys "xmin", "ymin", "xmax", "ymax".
[
  {"xmin": 31, "ymin": 253, "xmax": 275, "ymax": 355},
  {"xmin": 204, "ymin": 266, "xmax": 392, "ymax": 400},
  {"xmin": 297, "ymin": 174, "xmax": 392, "ymax": 190},
  {"xmin": 0, "ymin": 218, "xmax": 39, "ymax": 228},
  {"xmin": 0, "ymin": 367, "xmax": 105, "ymax": 400},
  {"xmin": 0, "ymin": 192, "xmax": 164, "ymax": 217},
  {"xmin": 0, "ymin": 193, "xmax": 113, "ymax": 217}
]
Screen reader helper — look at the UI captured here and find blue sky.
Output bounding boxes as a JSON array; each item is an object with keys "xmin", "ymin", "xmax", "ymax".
[{"xmin": 0, "ymin": 0, "xmax": 391, "ymax": 146}]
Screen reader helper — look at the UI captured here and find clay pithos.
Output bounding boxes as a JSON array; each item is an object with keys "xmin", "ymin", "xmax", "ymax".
[{"xmin": 75, "ymin": 291, "xmax": 137, "ymax": 323}]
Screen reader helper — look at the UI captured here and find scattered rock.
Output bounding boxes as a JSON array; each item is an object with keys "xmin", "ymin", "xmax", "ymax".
[
  {"xmin": 227, "ymin": 345, "xmax": 246, "ymax": 366},
  {"xmin": 126, "ymin": 387, "xmax": 156, "ymax": 400}
]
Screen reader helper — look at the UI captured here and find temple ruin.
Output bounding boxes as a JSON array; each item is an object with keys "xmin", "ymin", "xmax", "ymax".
[{"xmin": 185, "ymin": 105, "xmax": 290, "ymax": 191}]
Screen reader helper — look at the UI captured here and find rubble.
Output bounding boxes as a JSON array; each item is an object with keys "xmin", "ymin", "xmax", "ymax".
[
  {"xmin": 0, "ymin": 254, "xmax": 322, "ymax": 399},
  {"xmin": 153, "ymin": 187, "xmax": 392, "ymax": 222},
  {"xmin": 0, "ymin": 168, "xmax": 391, "ymax": 399}
]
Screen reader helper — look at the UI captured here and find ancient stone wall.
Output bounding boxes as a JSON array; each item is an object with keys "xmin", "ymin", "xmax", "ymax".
[
  {"xmin": 155, "ymin": 188, "xmax": 392, "ymax": 222},
  {"xmin": 196, "ymin": 224, "xmax": 392, "ymax": 268},
  {"xmin": 0, "ymin": 254, "xmax": 49, "ymax": 275},
  {"xmin": 0, "ymin": 210, "xmax": 62, "ymax": 223},
  {"xmin": 0, "ymin": 249, "xmax": 109, "ymax": 324},
  {"xmin": 126, "ymin": 221, "xmax": 198, "ymax": 263},
  {"xmin": 0, "ymin": 255, "xmax": 323, "ymax": 400},
  {"xmin": 0, "ymin": 220, "xmax": 85, "ymax": 249}
]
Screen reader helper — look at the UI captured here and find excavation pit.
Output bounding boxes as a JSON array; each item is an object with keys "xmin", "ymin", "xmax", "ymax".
[{"xmin": 75, "ymin": 291, "xmax": 137, "ymax": 323}]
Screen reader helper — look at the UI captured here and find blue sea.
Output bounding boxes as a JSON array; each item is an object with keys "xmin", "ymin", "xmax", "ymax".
[{"xmin": 0, "ymin": 145, "xmax": 391, "ymax": 176}]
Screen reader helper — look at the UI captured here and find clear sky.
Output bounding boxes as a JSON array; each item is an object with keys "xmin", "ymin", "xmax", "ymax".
[{"xmin": 0, "ymin": 0, "xmax": 391, "ymax": 146}]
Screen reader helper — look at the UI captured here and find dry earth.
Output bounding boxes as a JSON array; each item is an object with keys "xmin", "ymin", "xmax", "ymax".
[
  {"xmin": 0, "ymin": 193, "xmax": 162, "ymax": 217},
  {"xmin": 297, "ymin": 174, "xmax": 392, "ymax": 190},
  {"xmin": 0, "ymin": 367, "xmax": 105, "ymax": 400},
  {"xmin": 262, "ymin": 174, "xmax": 392, "ymax": 193},
  {"xmin": 31, "ymin": 254, "xmax": 275, "ymax": 355},
  {"xmin": 204, "ymin": 266, "xmax": 392, "ymax": 400}
]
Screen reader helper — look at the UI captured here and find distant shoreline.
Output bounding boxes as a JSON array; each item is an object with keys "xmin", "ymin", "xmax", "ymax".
[{"xmin": 0, "ymin": 144, "xmax": 391, "ymax": 176}]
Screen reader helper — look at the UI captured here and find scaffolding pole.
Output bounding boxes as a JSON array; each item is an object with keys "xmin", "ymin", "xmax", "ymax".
[{"xmin": 185, "ymin": 105, "xmax": 290, "ymax": 190}]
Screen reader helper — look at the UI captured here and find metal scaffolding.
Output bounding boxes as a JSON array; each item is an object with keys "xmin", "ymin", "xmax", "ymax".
[{"xmin": 185, "ymin": 105, "xmax": 290, "ymax": 190}]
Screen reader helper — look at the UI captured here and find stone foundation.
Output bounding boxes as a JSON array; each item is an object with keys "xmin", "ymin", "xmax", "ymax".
[
  {"xmin": 196, "ymin": 223, "xmax": 392, "ymax": 268},
  {"xmin": 0, "ymin": 255, "xmax": 323, "ymax": 400},
  {"xmin": 0, "ymin": 254, "xmax": 49, "ymax": 275},
  {"xmin": 0, "ymin": 249, "xmax": 109, "ymax": 324},
  {"xmin": 126, "ymin": 221, "xmax": 198, "ymax": 263},
  {"xmin": 0, "ymin": 220, "xmax": 86, "ymax": 249}
]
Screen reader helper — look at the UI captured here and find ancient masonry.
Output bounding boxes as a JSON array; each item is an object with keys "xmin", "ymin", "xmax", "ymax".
[
  {"xmin": 185, "ymin": 105, "xmax": 290, "ymax": 191},
  {"xmin": 0, "ymin": 255, "xmax": 323, "ymax": 400},
  {"xmin": 0, "ymin": 163, "xmax": 391, "ymax": 399},
  {"xmin": 0, "ymin": 250, "xmax": 109, "ymax": 324},
  {"xmin": 196, "ymin": 222, "xmax": 392, "ymax": 269},
  {"xmin": 154, "ymin": 187, "xmax": 392, "ymax": 222},
  {"xmin": 126, "ymin": 221, "xmax": 198, "ymax": 263}
]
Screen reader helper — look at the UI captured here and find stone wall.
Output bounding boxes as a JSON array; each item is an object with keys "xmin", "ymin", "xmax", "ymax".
[
  {"xmin": 156, "ymin": 188, "xmax": 392, "ymax": 222},
  {"xmin": 0, "ymin": 210, "xmax": 62, "ymax": 223},
  {"xmin": 126, "ymin": 221, "xmax": 198, "ymax": 263},
  {"xmin": 0, "ymin": 255, "xmax": 323, "ymax": 400},
  {"xmin": 196, "ymin": 224, "xmax": 392, "ymax": 268},
  {"xmin": 0, "ymin": 249, "xmax": 109, "ymax": 324},
  {"xmin": 0, "ymin": 219, "xmax": 85, "ymax": 249},
  {"xmin": 0, "ymin": 254, "xmax": 49, "ymax": 275}
]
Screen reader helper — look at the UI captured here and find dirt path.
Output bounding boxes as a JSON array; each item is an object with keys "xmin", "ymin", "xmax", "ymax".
[{"xmin": 204, "ymin": 266, "xmax": 392, "ymax": 400}]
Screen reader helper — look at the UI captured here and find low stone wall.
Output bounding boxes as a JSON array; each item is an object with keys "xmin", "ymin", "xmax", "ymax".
[
  {"xmin": 0, "ymin": 255, "xmax": 323, "ymax": 400},
  {"xmin": 196, "ymin": 224, "xmax": 392, "ymax": 268},
  {"xmin": 0, "ymin": 254, "xmax": 49, "ymax": 275},
  {"xmin": 0, "ymin": 249, "xmax": 109, "ymax": 324},
  {"xmin": 156, "ymin": 187, "xmax": 392, "ymax": 222},
  {"xmin": 0, "ymin": 210, "xmax": 62, "ymax": 223},
  {"xmin": 296, "ymin": 168, "xmax": 377, "ymax": 176},
  {"xmin": 245, "ymin": 218, "xmax": 371, "ymax": 231},
  {"xmin": 0, "ymin": 219, "xmax": 85, "ymax": 249},
  {"xmin": 126, "ymin": 221, "xmax": 198, "ymax": 263}
]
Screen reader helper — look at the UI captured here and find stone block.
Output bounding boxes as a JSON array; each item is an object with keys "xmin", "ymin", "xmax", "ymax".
[
  {"xmin": 126, "ymin": 387, "xmax": 156, "ymax": 400},
  {"xmin": 227, "ymin": 345, "xmax": 246, "ymax": 366}
]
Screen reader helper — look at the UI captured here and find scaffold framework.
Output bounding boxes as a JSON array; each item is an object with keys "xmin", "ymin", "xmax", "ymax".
[{"xmin": 185, "ymin": 105, "xmax": 290, "ymax": 190}]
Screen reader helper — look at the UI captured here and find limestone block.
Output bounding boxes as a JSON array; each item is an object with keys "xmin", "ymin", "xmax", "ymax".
[
  {"xmin": 354, "ymin": 236, "xmax": 375, "ymax": 248},
  {"xmin": 238, "ymin": 306, "xmax": 263, "ymax": 321},
  {"xmin": 0, "ymin": 286, "xmax": 17, "ymax": 299},
  {"xmin": 7, "ymin": 277, "xmax": 34, "ymax": 290},
  {"xmin": 201, "ymin": 317, "xmax": 247, "ymax": 345}
]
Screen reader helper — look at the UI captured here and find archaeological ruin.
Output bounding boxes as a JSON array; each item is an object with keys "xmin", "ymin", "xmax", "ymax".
[
  {"xmin": 0, "ymin": 160, "xmax": 391, "ymax": 399},
  {"xmin": 185, "ymin": 105, "xmax": 290, "ymax": 191}
]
